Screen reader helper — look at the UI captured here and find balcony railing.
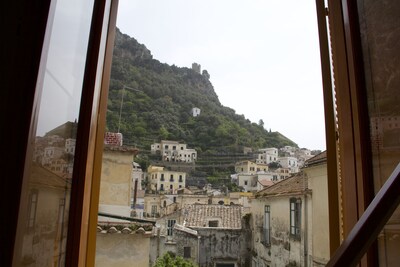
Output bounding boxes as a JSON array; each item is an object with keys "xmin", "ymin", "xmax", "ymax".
[{"xmin": 327, "ymin": 163, "xmax": 400, "ymax": 267}]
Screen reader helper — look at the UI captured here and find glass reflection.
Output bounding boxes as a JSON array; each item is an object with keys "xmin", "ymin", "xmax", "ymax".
[
  {"xmin": 16, "ymin": 0, "xmax": 94, "ymax": 266},
  {"xmin": 358, "ymin": 0, "xmax": 400, "ymax": 265}
]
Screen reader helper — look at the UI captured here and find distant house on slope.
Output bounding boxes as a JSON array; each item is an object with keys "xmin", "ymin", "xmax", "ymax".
[
  {"xmin": 191, "ymin": 107, "xmax": 201, "ymax": 117},
  {"xmin": 151, "ymin": 140, "xmax": 197, "ymax": 163}
]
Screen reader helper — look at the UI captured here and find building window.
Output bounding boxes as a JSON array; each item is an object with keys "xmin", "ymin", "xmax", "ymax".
[
  {"xmin": 208, "ymin": 220, "xmax": 219, "ymax": 227},
  {"xmin": 244, "ymin": 180, "xmax": 248, "ymax": 186},
  {"xmin": 170, "ymin": 174, "xmax": 174, "ymax": 182},
  {"xmin": 167, "ymin": 219, "xmax": 176, "ymax": 236},
  {"xmin": 160, "ymin": 184, "xmax": 164, "ymax": 191},
  {"xmin": 151, "ymin": 205, "xmax": 157, "ymax": 217},
  {"xmin": 263, "ymin": 205, "xmax": 271, "ymax": 246},
  {"xmin": 184, "ymin": 247, "xmax": 191, "ymax": 258},
  {"xmin": 27, "ymin": 190, "xmax": 38, "ymax": 230},
  {"xmin": 160, "ymin": 174, "xmax": 164, "ymax": 181},
  {"xmin": 290, "ymin": 198, "xmax": 301, "ymax": 239},
  {"xmin": 179, "ymin": 175, "xmax": 183, "ymax": 182}
]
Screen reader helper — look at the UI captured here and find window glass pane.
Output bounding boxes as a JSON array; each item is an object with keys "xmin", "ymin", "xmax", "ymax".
[
  {"xmin": 358, "ymin": 0, "xmax": 400, "ymax": 265},
  {"xmin": 15, "ymin": 0, "xmax": 94, "ymax": 265}
]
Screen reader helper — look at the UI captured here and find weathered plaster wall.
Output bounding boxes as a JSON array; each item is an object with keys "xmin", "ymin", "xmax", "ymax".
[
  {"xmin": 149, "ymin": 235, "xmax": 178, "ymax": 266},
  {"xmin": 251, "ymin": 196, "xmax": 306, "ymax": 267},
  {"xmin": 305, "ymin": 164, "xmax": 329, "ymax": 266},
  {"xmin": 95, "ymin": 233, "xmax": 150, "ymax": 267},
  {"xmin": 99, "ymin": 150, "xmax": 133, "ymax": 216},
  {"xmin": 21, "ymin": 181, "xmax": 70, "ymax": 266},
  {"xmin": 150, "ymin": 226, "xmax": 251, "ymax": 267},
  {"xmin": 197, "ymin": 228, "xmax": 251, "ymax": 267}
]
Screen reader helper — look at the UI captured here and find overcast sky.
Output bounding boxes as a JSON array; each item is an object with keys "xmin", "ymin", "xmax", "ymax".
[{"xmin": 116, "ymin": 0, "xmax": 326, "ymax": 150}]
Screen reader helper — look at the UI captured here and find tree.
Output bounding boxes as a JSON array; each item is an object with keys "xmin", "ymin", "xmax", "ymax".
[
  {"xmin": 268, "ymin": 161, "xmax": 282, "ymax": 170},
  {"xmin": 258, "ymin": 119, "xmax": 264, "ymax": 128},
  {"xmin": 153, "ymin": 252, "xmax": 197, "ymax": 267}
]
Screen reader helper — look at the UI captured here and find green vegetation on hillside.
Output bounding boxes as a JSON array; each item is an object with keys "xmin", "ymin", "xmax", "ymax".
[{"xmin": 106, "ymin": 28, "xmax": 297, "ymax": 154}]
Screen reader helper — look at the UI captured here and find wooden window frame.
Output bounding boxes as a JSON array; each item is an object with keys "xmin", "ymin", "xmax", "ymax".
[
  {"xmin": 1, "ymin": 0, "xmax": 119, "ymax": 266},
  {"xmin": 316, "ymin": 0, "xmax": 378, "ymax": 265},
  {"xmin": 263, "ymin": 205, "xmax": 271, "ymax": 246},
  {"xmin": 290, "ymin": 198, "xmax": 301, "ymax": 239}
]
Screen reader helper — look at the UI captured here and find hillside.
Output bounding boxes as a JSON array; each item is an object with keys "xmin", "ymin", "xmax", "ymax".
[{"xmin": 106, "ymin": 28, "xmax": 297, "ymax": 155}]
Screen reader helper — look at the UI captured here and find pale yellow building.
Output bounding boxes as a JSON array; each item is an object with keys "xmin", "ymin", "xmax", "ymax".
[
  {"xmin": 147, "ymin": 165, "xmax": 186, "ymax": 194},
  {"xmin": 235, "ymin": 160, "xmax": 268, "ymax": 174},
  {"xmin": 98, "ymin": 145, "xmax": 138, "ymax": 222}
]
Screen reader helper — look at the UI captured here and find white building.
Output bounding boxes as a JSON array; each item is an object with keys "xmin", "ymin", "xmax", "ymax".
[
  {"xmin": 132, "ymin": 161, "xmax": 143, "ymax": 191},
  {"xmin": 131, "ymin": 189, "xmax": 145, "ymax": 218},
  {"xmin": 151, "ymin": 140, "xmax": 197, "ymax": 163},
  {"xmin": 237, "ymin": 174, "xmax": 258, "ymax": 192},
  {"xmin": 296, "ymin": 148, "xmax": 314, "ymax": 168},
  {"xmin": 65, "ymin": 138, "xmax": 76, "ymax": 154},
  {"xmin": 191, "ymin": 107, "xmax": 201, "ymax": 117},
  {"xmin": 278, "ymin": 156, "xmax": 299, "ymax": 173},
  {"xmin": 42, "ymin": 146, "xmax": 65, "ymax": 165},
  {"xmin": 256, "ymin": 147, "xmax": 278, "ymax": 165},
  {"xmin": 280, "ymin": 145, "xmax": 296, "ymax": 156},
  {"xmin": 237, "ymin": 172, "xmax": 276, "ymax": 192}
]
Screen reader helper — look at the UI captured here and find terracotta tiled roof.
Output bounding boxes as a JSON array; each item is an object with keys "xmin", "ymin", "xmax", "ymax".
[
  {"xmin": 256, "ymin": 172, "xmax": 307, "ymax": 197},
  {"xmin": 258, "ymin": 180, "xmax": 275, "ymax": 187},
  {"xmin": 31, "ymin": 163, "xmax": 71, "ymax": 189},
  {"xmin": 183, "ymin": 204, "xmax": 242, "ymax": 229},
  {"xmin": 97, "ymin": 223, "xmax": 153, "ymax": 235},
  {"xmin": 304, "ymin": 150, "xmax": 327, "ymax": 167}
]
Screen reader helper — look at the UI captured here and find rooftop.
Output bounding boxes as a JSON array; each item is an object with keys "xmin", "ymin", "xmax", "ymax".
[
  {"xmin": 182, "ymin": 204, "xmax": 243, "ymax": 229},
  {"xmin": 304, "ymin": 150, "xmax": 327, "ymax": 167},
  {"xmin": 256, "ymin": 172, "xmax": 307, "ymax": 198},
  {"xmin": 258, "ymin": 179, "xmax": 275, "ymax": 187}
]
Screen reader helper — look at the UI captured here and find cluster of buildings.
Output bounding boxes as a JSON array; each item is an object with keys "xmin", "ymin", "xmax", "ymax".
[
  {"xmin": 21, "ymin": 124, "xmax": 327, "ymax": 267},
  {"xmin": 33, "ymin": 126, "xmax": 77, "ymax": 178},
  {"xmin": 95, "ymin": 134, "xmax": 329, "ymax": 267},
  {"xmin": 233, "ymin": 146, "xmax": 316, "ymax": 192}
]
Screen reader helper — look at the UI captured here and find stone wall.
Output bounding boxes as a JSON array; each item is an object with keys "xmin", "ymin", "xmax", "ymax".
[
  {"xmin": 197, "ymin": 228, "xmax": 251, "ymax": 267},
  {"xmin": 96, "ymin": 232, "xmax": 150, "ymax": 267}
]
